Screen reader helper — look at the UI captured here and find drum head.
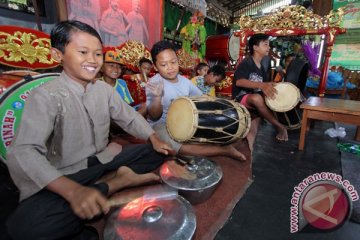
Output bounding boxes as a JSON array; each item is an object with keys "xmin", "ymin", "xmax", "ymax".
[
  {"xmin": 0, "ymin": 73, "xmax": 60, "ymax": 163},
  {"xmin": 228, "ymin": 33, "xmax": 240, "ymax": 61},
  {"xmin": 265, "ymin": 82, "xmax": 300, "ymax": 112},
  {"xmin": 166, "ymin": 97, "xmax": 197, "ymax": 142}
]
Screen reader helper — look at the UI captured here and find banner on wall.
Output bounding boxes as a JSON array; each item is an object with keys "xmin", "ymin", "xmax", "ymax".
[
  {"xmin": 333, "ymin": 0, "xmax": 357, "ymax": 9},
  {"xmin": 66, "ymin": 0, "xmax": 163, "ymax": 48},
  {"xmin": 330, "ymin": 43, "xmax": 360, "ymax": 68},
  {"xmin": 333, "ymin": 0, "xmax": 360, "ymax": 29}
]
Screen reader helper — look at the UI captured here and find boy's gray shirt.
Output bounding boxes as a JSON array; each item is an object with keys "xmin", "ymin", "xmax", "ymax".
[{"xmin": 7, "ymin": 71, "xmax": 154, "ymax": 201}]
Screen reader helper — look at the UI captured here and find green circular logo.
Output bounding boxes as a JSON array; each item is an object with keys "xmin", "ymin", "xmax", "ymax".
[{"xmin": 0, "ymin": 73, "xmax": 59, "ymax": 163}]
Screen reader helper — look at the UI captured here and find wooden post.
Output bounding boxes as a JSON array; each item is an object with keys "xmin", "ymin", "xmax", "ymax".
[
  {"xmin": 56, "ymin": 0, "xmax": 68, "ymax": 21},
  {"xmin": 31, "ymin": 0, "xmax": 42, "ymax": 32},
  {"xmin": 312, "ymin": 0, "xmax": 333, "ymax": 17},
  {"xmin": 319, "ymin": 50, "xmax": 331, "ymax": 97},
  {"xmin": 318, "ymin": 27, "xmax": 345, "ymax": 96}
]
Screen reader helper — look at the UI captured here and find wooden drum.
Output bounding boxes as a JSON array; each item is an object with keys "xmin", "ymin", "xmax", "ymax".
[
  {"xmin": 166, "ymin": 96, "xmax": 251, "ymax": 144},
  {"xmin": 265, "ymin": 82, "xmax": 302, "ymax": 130},
  {"xmin": 205, "ymin": 33, "xmax": 240, "ymax": 62}
]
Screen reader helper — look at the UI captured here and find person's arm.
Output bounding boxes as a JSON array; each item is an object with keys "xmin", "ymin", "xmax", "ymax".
[
  {"xmin": 147, "ymin": 96, "xmax": 163, "ymax": 121},
  {"xmin": 235, "ymin": 79, "xmax": 276, "ymax": 98},
  {"xmin": 108, "ymin": 84, "xmax": 155, "ymax": 138},
  {"xmin": 234, "ymin": 60, "xmax": 277, "ymax": 98},
  {"xmin": 7, "ymin": 88, "xmax": 64, "ymax": 191},
  {"xmin": 46, "ymin": 176, "xmax": 109, "ymax": 219},
  {"xmin": 145, "ymin": 78, "xmax": 164, "ymax": 121},
  {"xmin": 148, "ymin": 133, "xmax": 174, "ymax": 155},
  {"xmin": 108, "ymin": 84, "xmax": 173, "ymax": 154},
  {"xmin": 7, "ymin": 87, "xmax": 109, "ymax": 219},
  {"xmin": 188, "ymin": 78, "xmax": 203, "ymax": 96}
]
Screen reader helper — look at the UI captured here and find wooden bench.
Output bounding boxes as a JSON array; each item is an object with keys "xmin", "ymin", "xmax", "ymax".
[{"xmin": 298, "ymin": 97, "xmax": 360, "ymax": 150}]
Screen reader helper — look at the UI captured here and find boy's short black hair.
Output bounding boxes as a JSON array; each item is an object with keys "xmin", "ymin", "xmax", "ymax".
[
  {"xmin": 248, "ymin": 34, "xmax": 269, "ymax": 56},
  {"xmin": 139, "ymin": 57, "xmax": 152, "ymax": 66},
  {"xmin": 195, "ymin": 62, "xmax": 209, "ymax": 73},
  {"xmin": 51, "ymin": 20, "xmax": 102, "ymax": 54},
  {"xmin": 208, "ymin": 65, "xmax": 226, "ymax": 80},
  {"xmin": 150, "ymin": 40, "xmax": 176, "ymax": 64}
]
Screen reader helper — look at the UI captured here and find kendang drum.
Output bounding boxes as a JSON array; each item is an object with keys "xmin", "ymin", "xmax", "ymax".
[
  {"xmin": 160, "ymin": 156, "xmax": 223, "ymax": 204},
  {"xmin": 265, "ymin": 82, "xmax": 302, "ymax": 129},
  {"xmin": 273, "ymin": 107, "xmax": 302, "ymax": 130},
  {"xmin": 104, "ymin": 185, "xmax": 196, "ymax": 240},
  {"xmin": 0, "ymin": 73, "xmax": 59, "ymax": 163},
  {"xmin": 205, "ymin": 33, "xmax": 240, "ymax": 62},
  {"xmin": 166, "ymin": 96, "xmax": 251, "ymax": 144}
]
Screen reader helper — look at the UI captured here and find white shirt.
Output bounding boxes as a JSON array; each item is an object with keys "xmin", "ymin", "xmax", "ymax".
[{"xmin": 146, "ymin": 73, "xmax": 202, "ymax": 124}]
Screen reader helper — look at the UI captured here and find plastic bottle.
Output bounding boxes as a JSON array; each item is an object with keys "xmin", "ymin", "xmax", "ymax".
[{"xmin": 337, "ymin": 143, "xmax": 360, "ymax": 155}]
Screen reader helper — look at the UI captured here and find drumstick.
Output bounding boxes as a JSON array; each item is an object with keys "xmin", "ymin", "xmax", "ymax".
[
  {"xmin": 107, "ymin": 184, "xmax": 178, "ymax": 208},
  {"xmin": 108, "ymin": 193, "xmax": 142, "ymax": 207}
]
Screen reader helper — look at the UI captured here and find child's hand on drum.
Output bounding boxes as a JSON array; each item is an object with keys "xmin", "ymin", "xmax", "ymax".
[
  {"xmin": 261, "ymin": 82, "xmax": 278, "ymax": 99},
  {"xmin": 147, "ymin": 79, "xmax": 164, "ymax": 97}
]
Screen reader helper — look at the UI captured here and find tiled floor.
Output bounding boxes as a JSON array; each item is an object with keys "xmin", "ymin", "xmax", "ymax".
[{"xmin": 1, "ymin": 121, "xmax": 360, "ymax": 239}]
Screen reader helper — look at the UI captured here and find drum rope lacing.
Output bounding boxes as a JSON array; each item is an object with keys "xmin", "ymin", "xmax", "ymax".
[{"xmin": 189, "ymin": 100, "xmax": 250, "ymax": 143}]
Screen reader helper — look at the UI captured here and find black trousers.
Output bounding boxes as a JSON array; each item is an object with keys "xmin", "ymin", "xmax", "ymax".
[{"xmin": 6, "ymin": 144, "xmax": 166, "ymax": 240}]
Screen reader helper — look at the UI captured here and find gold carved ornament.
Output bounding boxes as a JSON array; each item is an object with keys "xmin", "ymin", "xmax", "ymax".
[
  {"xmin": 116, "ymin": 40, "xmax": 152, "ymax": 72},
  {"xmin": 217, "ymin": 75, "xmax": 232, "ymax": 90},
  {"xmin": 236, "ymin": 5, "xmax": 344, "ymax": 32},
  {"xmin": 176, "ymin": 48, "xmax": 197, "ymax": 71},
  {"xmin": 0, "ymin": 31, "xmax": 59, "ymax": 68},
  {"xmin": 325, "ymin": 8, "xmax": 345, "ymax": 27}
]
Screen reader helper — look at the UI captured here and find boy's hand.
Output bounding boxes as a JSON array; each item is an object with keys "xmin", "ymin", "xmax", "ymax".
[
  {"xmin": 149, "ymin": 133, "xmax": 174, "ymax": 155},
  {"xmin": 261, "ymin": 82, "xmax": 277, "ymax": 99},
  {"xmin": 147, "ymin": 80, "xmax": 164, "ymax": 97},
  {"xmin": 46, "ymin": 176, "xmax": 110, "ymax": 219},
  {"xmin": 68, "ymin": 186, "xmax": 110, "ymax": 219}
]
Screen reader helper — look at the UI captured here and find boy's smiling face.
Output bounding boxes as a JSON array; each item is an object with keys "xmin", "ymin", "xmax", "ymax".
[
  {"xmin": 102, "ymin": 62, "xmax": 122, "ymax": 80},
  {"xmin": 52, "ymin": 31, "xmax": 103, "ymax": 86},
  {"xmin": 154, "ymin": 49, "xmax": 179, "ymax": 81}
]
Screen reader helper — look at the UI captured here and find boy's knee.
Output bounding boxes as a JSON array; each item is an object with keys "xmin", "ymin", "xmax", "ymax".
[{"xmin": 248, "ymin": 94, "xmax": 265, "ymax": 106}]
